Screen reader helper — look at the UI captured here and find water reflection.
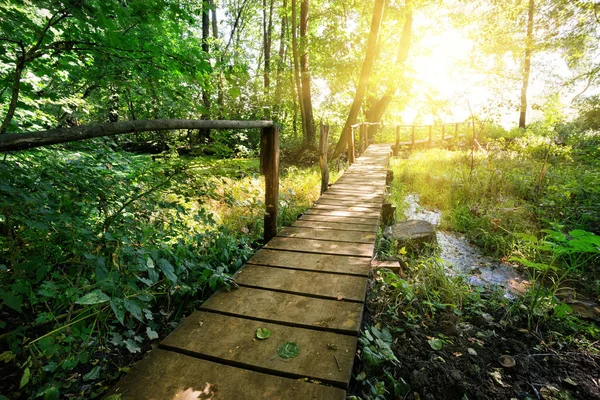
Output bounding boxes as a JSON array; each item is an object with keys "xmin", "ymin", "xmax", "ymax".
[{"xmin": 404, "ymin": 194, "xmax": 529, "ymax": 295}]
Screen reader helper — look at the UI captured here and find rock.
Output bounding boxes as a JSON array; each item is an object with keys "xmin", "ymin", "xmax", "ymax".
[
  {"xmin": 383, "ymin": 219, "xmax": 437, "ymax": 253},
  {"xmin": 467, "ymin": 348, "xmax": 477, "ymax": 356}
]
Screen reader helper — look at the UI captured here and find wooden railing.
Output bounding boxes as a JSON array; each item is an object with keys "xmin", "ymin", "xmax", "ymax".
[
  {"xmin": 347, "ymin": 122, "xmax": 382, "ymax": 164},
  {"xmin": 0, "ymin": 119, "xmax": 280, "ymax": 243},
  {"xmin": 392, "ymin": 120, "xmax": 476, "ymax": 156}
]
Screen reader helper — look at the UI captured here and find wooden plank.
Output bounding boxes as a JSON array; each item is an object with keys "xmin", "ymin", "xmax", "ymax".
[
  {"xmin": 247, "ymin": 249, "xmax": 371, "ymax": 275},
  {"xmin": 200, "ymin": 286, "xmax": 364, "ymax": 335},
  {"xmin": 293, "ymin": 220, "xmax": 377, "ymax": 233},
  {"xmin": 311, "ymin": 203, "xmax": 382, "ymax": 213},
  {"xmin": 318, "ymin": 193, "xmax": 383, "ymax": 203},
  {"xmin": 299, "ymin": 213, "xmax": 380, "ymax": 225},
  {"xmin": 314, "ymin": 199, "xmax": 382, "ymax": 209},
  {"xmin": 278, "ymin": 226, "xmax": 375, "ymax": 244},
  {"xmin": 329, "ymin": 184, "xmax": 385, "ymax": 192},
  {"xmin": 234, "ymin": 264, "xmax": 367, "ymax": 301},
  {"xmin": 265, "ymin": 237, "xmax": 374, "ymax": 257},
  {"xmin": 105, "ymin": 349, "xmax": 345, "ymax": 400},
  {"xmin": 304, "ymin": 208, "xmax": 381, "ymax": 218},
  {"xmin": 161, "ymin": 311, "xmax": 357, "ymax": 388}
]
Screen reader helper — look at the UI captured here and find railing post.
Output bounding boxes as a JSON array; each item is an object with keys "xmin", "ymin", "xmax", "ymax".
[
  {"xmin": 411, "ymin": 125, "xmax": 416, "ymax": 147},
  {"xmin": 319, "ymin": 124, "xmax": 329, "ymax": 194},
  {"xmin": 359, "ymin": 124, "xmax": 366, "ymax": 153},
  {"xmin": 348, "ymin": 127, "xmax": 355, "ymax": 164},
  {"xmin": 261, "ymin": 125, "xmax": 279, "ymax": 243},
  {"xmin": 428, "ymin": 125, "xmax": 433, "ymax": 147},
  {"xmin": 394, "ymin": 125, "xmax": 400, "ymax": 156}
]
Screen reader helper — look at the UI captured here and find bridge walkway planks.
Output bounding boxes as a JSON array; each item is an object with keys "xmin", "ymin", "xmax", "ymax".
[{"xmin": 105, "ymin": 144, "xmax": 392, "ymax": 400}]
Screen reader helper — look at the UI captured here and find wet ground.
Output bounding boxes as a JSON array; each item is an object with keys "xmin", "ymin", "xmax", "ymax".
[{"xmin": 403, "ymin": 194, "xmax": 529, "ymax": 295}]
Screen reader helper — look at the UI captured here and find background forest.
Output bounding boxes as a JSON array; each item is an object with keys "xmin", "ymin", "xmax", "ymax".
[{"xmin": 1, "ymin": 0, "xmax": 599, "ymax": 399}]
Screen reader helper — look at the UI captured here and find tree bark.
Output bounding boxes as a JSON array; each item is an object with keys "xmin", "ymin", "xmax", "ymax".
[
  {"xmin": 0, "ymin": 119, "xmax": 274, "ymax": 152},
  {"xmin": 291, "ymin": 0, "xmax": 306, "ymax": 140},
  {"xmin": 274, "ymin": 0, "xmax": 288, "ymax": 112},
  {"xmin": 299, "ymin": 0, "xmax": 316, "ymax": 148},
  {"xmin": 519, "ymin": 0, "xmax": 534, "ymax": 129},
  {"xmin": 0, "ymin": 58, "xmax": 25, "ymax": 134},
  {"xmin": 202, "ymin": 1, "xmax": 211, "ymax": 113},
  {"xmin": 363, "ymin": 0, "xmax": 413, "ymax": 143},
  {"xmin": 332, "ymin": 0, "xmax": 385, "ymax": 158},
  {"xmin": 263, "ymin": 0, "xmax": 274, "ymax": 90}
]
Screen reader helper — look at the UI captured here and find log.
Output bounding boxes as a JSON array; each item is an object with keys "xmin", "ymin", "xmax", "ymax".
[{"xmin": 0, "ymin": 119, "xmax": 274, "ymax": 152}]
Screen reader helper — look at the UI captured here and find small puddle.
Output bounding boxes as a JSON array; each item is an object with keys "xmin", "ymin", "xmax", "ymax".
[{"xmin": 404, "ymin": 194, "xmax": 529, "ymax": 296}]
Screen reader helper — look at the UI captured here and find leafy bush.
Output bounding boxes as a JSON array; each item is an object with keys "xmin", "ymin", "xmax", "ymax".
[{"xmin": 0, "ymin": 140, "xmax": 322, "ymax": 398}]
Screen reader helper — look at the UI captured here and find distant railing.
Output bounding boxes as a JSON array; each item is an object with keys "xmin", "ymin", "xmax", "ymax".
[
  {"xmin": 0, "ymin": 119, "xmax": 280, "ymax": 242},
  {"xmin": 392, "ymin": 120, "xmax": 477, "ymax": 156}
]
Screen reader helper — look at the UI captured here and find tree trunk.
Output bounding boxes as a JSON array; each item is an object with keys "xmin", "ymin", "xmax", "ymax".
[
  {"xmin": 202, "ymin": 2, "xmax": 211, "ymax": 112},
  {"xmin": 263, "ymin": 0, "xmax": 275, "ymax": 91},
  {"xmin": 299, "ymin": 0, "xmax": 316, "ymax": 148},
  {"xmin": 274, "ymin": 0, "xmax": 288, "ymax": 113},
  {"xmin": 519, "ymin": 0, "xmax": 534, "ymax": 129},
  {"xmin": 0, "ymin": 58, "xmax": 25, "ymax": 134},
  {"xmin": 332, "ymin": 0, "xmax": 385, "ymax": 158},
  {"xmin": 291, "ymin": 0, "xmax": 306, "ymax": 141},
  {"xmin": 363, "ymin": 0, "xmax": 413, "ymax": 143}
]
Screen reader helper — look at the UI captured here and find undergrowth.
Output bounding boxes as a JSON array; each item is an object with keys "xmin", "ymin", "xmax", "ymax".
[{"xmin": 0, "ymin": 139, "xmax": 328, "ymax": 399}]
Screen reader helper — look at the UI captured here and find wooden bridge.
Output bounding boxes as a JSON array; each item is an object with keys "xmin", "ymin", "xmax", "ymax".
[{"xmin": 105, "ymin": 143, "xmax": 392, "ymax": 399}]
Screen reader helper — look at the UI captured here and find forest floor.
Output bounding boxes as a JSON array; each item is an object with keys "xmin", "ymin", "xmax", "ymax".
[{"xmin": 350, "ymin": 139, "xmax": 600, "ymax": 400}]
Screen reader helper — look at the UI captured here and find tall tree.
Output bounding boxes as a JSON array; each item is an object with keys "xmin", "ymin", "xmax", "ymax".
[
  {"xmin": 519, "ymin": 0, "xmax": 534, "ymax": 128},
  {"xmin": 291, "ymin": 0, "xmax": 307, "ymax": 141},
  {"xmin": 365, "ymin": 0, "xmax": 413, "ymax": 139},
  {"xmin": 299, "ymin": 0, "xmax": 316, "ymax": 147},
  {"xmin": 332, "ymin": 0, "xmax": 385, "ymax": 157},
  {"xmin": 263, "ymin": 0, "xmax": 274, "ymax": 90}
]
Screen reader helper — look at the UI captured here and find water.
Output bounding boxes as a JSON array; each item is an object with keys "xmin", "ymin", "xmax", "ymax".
[{"xmin": 404, "ymin": 194, "xmax": 529, "ymax": 295}]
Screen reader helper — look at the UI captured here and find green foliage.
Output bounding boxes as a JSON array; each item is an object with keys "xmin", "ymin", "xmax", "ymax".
[{"xmin": 0, "ymin": 141, "xmax": 323, "ymax": 398}]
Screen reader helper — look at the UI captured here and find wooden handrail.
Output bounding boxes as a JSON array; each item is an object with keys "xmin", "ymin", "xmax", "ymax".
[{"xmin": 1, "ymin": 119, "xmax": 280, "ymax": 243}]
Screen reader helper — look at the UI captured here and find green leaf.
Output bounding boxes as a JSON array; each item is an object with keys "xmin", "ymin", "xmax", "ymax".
[
  {"xmin": 124, "ymin": 299, "xmax": 143, "ymax": 322},
  {"xmin": 43, "ymin": 387, "xmax": 60, "ymax": 400},
  {"xmin": 75, "ymin": 289, "xmax": 110, "ymax": 305},
  {"xmin": 83, "ymin": 366, "xmax": 101, "ymax": 381},
  {"xmin": 157, "ymin": 258, "xmax": 177, "ymax": 284},
  {"xmin": 146, "ymin": 327, "xmax": 159, "ymax": 340},
  {"xmin": 0, "ymin": 289, "xmax": 23, "ymax": 312},
  {"xmin": 110, "ymin": 298, "xmax": 125, "ymax": 325},
  {"xmin": 277, "ymin": 342, "xmax": 300, "ymax": 359},
  {"xmin": 428, "ymin": 338, "xmax": 443, "ymax": 351},
  {"xmin": 256, "ymin": 328, "xmax": 271, "ymax": 340},
  {"xmin": 104, "ymin": 395, "xmax": 123, "ymax": 400},
  {"xmin": 124, "ymin": 339, "xmax": 141, "ymax": 353},
  {"xmin": 19, "ymin": 367, "xmax": 30, "ymax": 388}
]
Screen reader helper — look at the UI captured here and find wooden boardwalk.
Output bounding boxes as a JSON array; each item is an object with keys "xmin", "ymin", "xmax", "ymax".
[{"xmin": 106, "ymin": 144, "xmax": 391, "ymax": 399}]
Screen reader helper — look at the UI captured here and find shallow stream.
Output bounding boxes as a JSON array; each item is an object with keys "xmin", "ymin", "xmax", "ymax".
[{"xmin": 404, "ymin": 194, "xmax": 530, "ymax": 295}]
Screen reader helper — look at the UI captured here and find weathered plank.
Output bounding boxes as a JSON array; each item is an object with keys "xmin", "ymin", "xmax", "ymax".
[
  {"xmin": 201, "ymin": 286, "xmax": 364, "ymax": 335},
  {"xmin": 247, "ymin": 249, "xmax": 371, "ymax": 275},
  {"xmin": 104, "ymin": 349, "xmax": 345, "ymax": 400},
  {"xmin": 265, "ymin": 237, "xmax": 374, "ymax": 257},
  {"xmin": 311, "ymin": 204, "xmax": 382, "ymax": 213},
  {"xmin": 318, "ymin": 193, "xmax": 383, "ymax": 203},
  {"xmin": 304, "ymin": 208, "xmax": 381, "ymax": 218},
  {"xmin": 293, "ymin": 220, "xmax": 377, "ymax": 233},
  {"xmin": 234, "ymin": 264, "xmax": 368, "ymax": 301},
  {"xmin": 329, "ymin": 184, "xmax": 385, "ymax": 192},
  {"xmin": 314, "ymin": 199, "xmax": 382, "ymax": 209},
  {"xmin": 299, "ymin": 213, "xmax": 380, "ymax": 225},
  {"xmin": 161, "ymin": 311, "xmax": 357, "ymax": 388},
  {"xmin": 278, "ymin": 226, "xmax": 375, "ymax": 243}
]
